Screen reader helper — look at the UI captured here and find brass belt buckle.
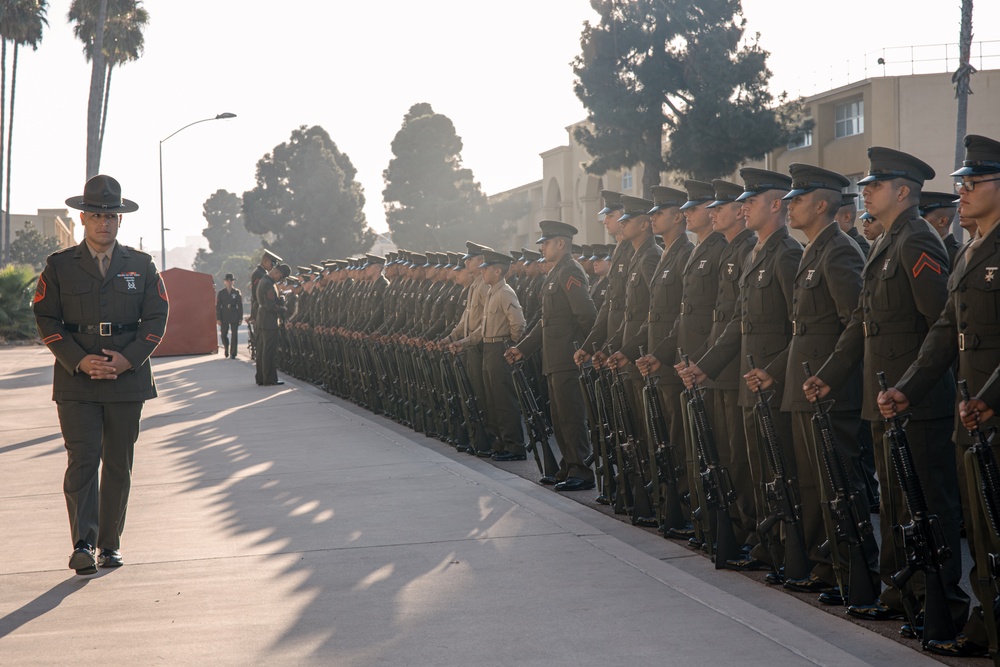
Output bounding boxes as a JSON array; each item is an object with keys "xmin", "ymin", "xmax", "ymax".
[
  {"xmin": 958, "ymin": 333, "xmax": 966, "ymax": 351},
  {"xmin": 100, "ymin": 322, "xmax": 112, "ymax": 336}
]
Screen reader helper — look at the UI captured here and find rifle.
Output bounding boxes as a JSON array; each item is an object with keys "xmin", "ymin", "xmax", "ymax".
[
  {"xmin": 453, "ymin": 354, "xmax": 491, "ymax": 454},
  {"xmin": 680, "ymin": 348, "xmax": 738, "ymax": 567},
  {"xmin": 878, "ymin": 371, "xmax": 955, "ymax": 645},
  {"xmin": 747, "ymin": 354, "xmax": 810, "ymax": 582},
  {"xmin": 959, "ymin": 379, "xmax": 1000, "ymax": 665},
  {"xmin": 608, "ymin": 358, "xmax": 657, "ymax": 527},
  {"xmin": 577, "ymin": 341, "xmax": 613, "ymax": 504},
  {"xmin": 594, "ymin": 350, "xmax": 630, "ymax": 514},
  {"xmin": 506, "ymin": 347, "xmax": 558, "ymax": 477},
  {"xmin": 641, "ymin": 348, "xmax": 685, "ymax": 532},
  {"xmin": 802, "ymin": 361, "xmax": 877, "ymax": 606},
  {"xmin": 246, "ymin": 317, "xmax": 256, "ymax": 361}
]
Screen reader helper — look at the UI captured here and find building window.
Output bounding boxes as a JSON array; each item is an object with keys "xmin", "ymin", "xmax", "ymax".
[
  {"xmin": 787, "ymin": 129, "xmax": 813, "ymax": 150},
  {"xmin": 835, "ymin": 99, "xmax": 864, "ymax": 138},
  {"xmin": 621, "ymin": 170, "xmax": 633, "ymax": 191}
]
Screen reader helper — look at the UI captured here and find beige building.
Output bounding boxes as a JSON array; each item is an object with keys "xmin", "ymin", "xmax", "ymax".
[
  {"xmin": 493, "ymin": 66, "xmax": 1000, "ymax": 249},
  {"xmin": 7, "ymin": 208, "xmax": 76, "ymax": 249}
]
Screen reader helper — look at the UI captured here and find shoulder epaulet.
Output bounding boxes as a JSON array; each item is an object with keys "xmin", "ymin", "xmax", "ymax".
[
  {"xmin": 124, "ymin": 245, "xmax": 152, "ymax": 260},
  {"xmin": 53, "ymin": 246, "xmax": 76, "ymax": 256}
]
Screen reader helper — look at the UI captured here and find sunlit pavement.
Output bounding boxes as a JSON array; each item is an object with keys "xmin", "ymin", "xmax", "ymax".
[{"xmin": 0, "ymin": 344, "xmax": 940, "ymax": 666}]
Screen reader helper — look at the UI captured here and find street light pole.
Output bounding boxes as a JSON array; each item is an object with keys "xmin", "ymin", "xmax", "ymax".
[{"xmin": 158, "ymin": 112, "xmax": 237, "ymax": 269}]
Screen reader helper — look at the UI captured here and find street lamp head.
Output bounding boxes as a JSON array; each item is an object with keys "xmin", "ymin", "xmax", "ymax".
[{"xmin": 216, "ymin": 112, "xmax": 237, "ymax": 119}]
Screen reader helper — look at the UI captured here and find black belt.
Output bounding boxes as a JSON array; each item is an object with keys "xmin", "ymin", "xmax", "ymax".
[{"xmin": 65, "ymin": 322, "xmax": 139, "ymax": 336}]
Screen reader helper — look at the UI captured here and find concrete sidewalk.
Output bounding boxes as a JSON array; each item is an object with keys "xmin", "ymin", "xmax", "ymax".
[{"xmin": 0, "ymin": 345, "xmax": 943, "ymax": 666}]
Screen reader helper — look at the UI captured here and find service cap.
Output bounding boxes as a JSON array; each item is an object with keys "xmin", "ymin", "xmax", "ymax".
[
  {"xmin": 598, "ymin": 190, "xmax": 624, "ymax": 215},
  {"xmin": 783, "ymin": 164, "xmax": 851, "ymax": 200},
  {"xmin": 706, "ymin": 180, "xmax": 744, "ymax": 209},
  {"xmin": 535, "ymin": 220, "xmax": 578, "ymax": 243},
  {"xmin": 858, "ymin": 146, "xmax": 935, "ymax": 185},
  {"xmin": 649, "ymin": 186, "xmax": 687, "ymax": 212},
  {"xmin": 680, "ymin": 180, "xmax": 716, "ymax": 210},
  {"xmin": 952, "ymin": 134, "xmax": 1000, "ymax": 176},
  {"xmin": 619, "ymin": 196, "xmax": 654, "ymax": 221},
  {"xmin": 736, "ymin": 168, "xmax": 792, "ymax": 201}
]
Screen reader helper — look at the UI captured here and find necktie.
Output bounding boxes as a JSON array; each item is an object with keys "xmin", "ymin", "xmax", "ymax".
[
  {"xmin": 97, "ymin": 253, "xmax": 108, "ymax": 277},
  {"xmin": 964, "ymin": 235, "xmax": 983, "ymax": 268}
]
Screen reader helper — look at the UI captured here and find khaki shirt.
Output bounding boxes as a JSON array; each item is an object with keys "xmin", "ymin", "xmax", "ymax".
[
  {"xmin": 446, "ymin": 275, "xmax": 489, "ymax": 342},
  {"xmin": 462, "ymin": 279, "xmax": 525, "ymax": 346}
]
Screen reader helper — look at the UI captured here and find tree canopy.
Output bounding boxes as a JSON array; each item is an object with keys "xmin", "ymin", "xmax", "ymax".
[
  {"xmin": 572, "ymin": 0, "xmax": 803, "ymax": 194},
  {"xmin": 384, "ymin": 103, "xmax": 518, "ymax": 252},
  {"xmin": 193, "ymin": 189, "xmax": 261, "ymax": 283},
  {"xmin": 242, "ymin": 125, "xmax": 375, "ymax": 265},
  {"xmin": 69, "ymin": 0, "xmax": 148, "ymax": 176},
  {"xmin": 9, "ymin": 221, "xmax": 59, "ymax": 270}
]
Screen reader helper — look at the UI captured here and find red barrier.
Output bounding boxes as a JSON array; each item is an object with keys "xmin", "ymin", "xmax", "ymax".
[{"xmin": 152, "ymin": 267, "xmax": 218, "ymax": 357}]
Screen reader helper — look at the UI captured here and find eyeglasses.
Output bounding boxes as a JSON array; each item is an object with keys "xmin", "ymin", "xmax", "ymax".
[
  {"xmin": 85, "ymin": 212, "xmax": 121, "ymax": 221},
  {"xmin": 955, "ymin": 176, "xmax": 1000, "ymax": 192}
]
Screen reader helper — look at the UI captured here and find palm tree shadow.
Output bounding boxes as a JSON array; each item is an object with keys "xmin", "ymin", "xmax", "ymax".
[{"xmin": 0, "ymin": 576, "xmax": 92, "ymax": 640}]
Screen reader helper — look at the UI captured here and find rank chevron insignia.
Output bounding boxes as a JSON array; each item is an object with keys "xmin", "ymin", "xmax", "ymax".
[
  {"xmin": 911, "ymin": 252, "xmax": 941, "ymax": 278},
  {"xmin": 565, "ymin": 276, "xmax": 582, "ymax": 291}
]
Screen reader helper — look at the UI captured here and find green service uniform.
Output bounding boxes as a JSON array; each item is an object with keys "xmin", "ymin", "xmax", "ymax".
[
  {"xmin": 33, "ymin": 240, "xmax": 169, "ymax": 551},
  {"xmin": 519, "ymin": 254, "xmax": 597, "ymax": 482}
]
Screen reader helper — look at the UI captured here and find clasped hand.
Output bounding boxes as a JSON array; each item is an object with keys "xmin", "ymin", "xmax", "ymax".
[{"xmin": 80, "ymin": 349, "xmax": 132, "ymax": 380}]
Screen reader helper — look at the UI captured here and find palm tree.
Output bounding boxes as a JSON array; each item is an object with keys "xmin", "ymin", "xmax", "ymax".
[
  {"xmin": 0, "ymin": 0, "xmax": 48, "ymax": 266},
  {"xmin": 69, "ymin": 0, "xmax": 148, "ymax": 175},
  {"xmin": 953, "ymin": 0, "xmax": 975, "ymax": 236}
]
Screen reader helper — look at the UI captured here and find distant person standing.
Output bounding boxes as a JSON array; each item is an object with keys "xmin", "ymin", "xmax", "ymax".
[
  {"xmin": 33, "ymin": 174, "xmax": 169, "ymax": 574},
  {"xmin": 216, "ymin": 273, "xmax": 243, "ymax": 359},
  {"xmin": 249, "ymin": 250, "xmax": 281, "ymax": 359},
  {"xmin": 256, "ymin": 263, "xmax": 291, "ymax": 386}
]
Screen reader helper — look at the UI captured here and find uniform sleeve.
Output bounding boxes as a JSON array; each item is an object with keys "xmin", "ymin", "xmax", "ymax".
[
  {"xmin": 33, "ymin": 255, "xmax": 88, "ymax": 374},
  {"xmin": 897, "ymin": 303, "xmax": 958, "ymax": 405},
  {"xmin": 236, "ymin": 289, "xmax": 244, "ymax": 320},
  {"xmin": 564, "ymin": 267, "xmax": 597, "ymax": 335},
  {"xmin": 506, "ymin": 289, "xmax": 526, "ymax": 343},
  {"xmin": 216, "ymin": 290, "xmax": 224, "ymax": 320},
  {"xmin": 122, "ymin": 255, "xmax": 169, "ymax": 372}
]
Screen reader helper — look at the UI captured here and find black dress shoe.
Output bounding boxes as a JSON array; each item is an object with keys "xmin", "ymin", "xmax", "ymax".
[
  {"xmin": 262, "ymin": 380, "xmax": 285, "ymax": 386},
  {"xmin": 665, "ymin": 524, "xmax": 696, "ymax": 540},
  {"xmin": 553, "ymin": 477, "xmax": 595, "ymax": 492},
  {"xmin": 539, "ymin": 476, "xmax": 559, "ymax": 485},
  {"xmin": 493, "ymin": 451, "xmax": 527, "ymax": 461},
  {"xmin": 98, "ymin": 549, "xmax": 123, "ymax": 568},
  {"xmin": 783, "ymin": 574, "xmax": 832, "ymax": 593},
  {"xmin": 595, "ymin": 494, "xmax": 611, "ymax": 505},
  {"xmin": 818, "ymin": 587, "xmax": 846, "ymax": 606},
  {"xmin": 69, "ymin": 541, "xmax": 97, "ymax": 575},
  {"xmin": 925, "ymin": 634, "xmax": 989, "ymax": 657},
  {"xmin": 764, "ymin": 570, "xmax": 784, "ymax": 585},
  {"xmin": 475, "ymin": 449, "xmax": 495, "ymax": 458},
  {"xmin": 725, "ymin": 556, "xmax": 768, "ymax": 571},
  {"xmin": 846, "ymin": 601, "xmax": 905, "ymax": 621},
  {"xmin": 633, "ymin": 516, "xmax": 658, "ymax": 528}
]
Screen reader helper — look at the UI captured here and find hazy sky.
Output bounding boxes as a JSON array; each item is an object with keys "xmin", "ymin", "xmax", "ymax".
[{"xmin": 8, "ymin": 0, "xmax": 1000, "ymax": 254}]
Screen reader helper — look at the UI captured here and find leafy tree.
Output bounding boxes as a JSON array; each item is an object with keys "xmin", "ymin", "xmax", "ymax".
[
  {"xmin": 0, "ymin": 0, "xmax": 48, "ymax": 265},
  {"xmin": 383, "ymin": 103, "xmax": 494, "ymax": 251},
  {"xmin": 193, "ymin": 189, "xmax": 261, "ymax": 281},
  {"xmin": 69, "ymin": 0, "xmax": 148, "ymax": 176},
  {"xmin": 10, "ymin": 221, "xmax": 59, "ymax": 270},
  {"xmin": 0, "ymin": 262, "xmax": 38, "ymax": 340},
  {"xmin": 243, "ymin": 125, "xmax": 375, "ymax": 266},
  {"xmin": 572, "ymin": 0, "xmax": 802, "ymax": 194}
]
